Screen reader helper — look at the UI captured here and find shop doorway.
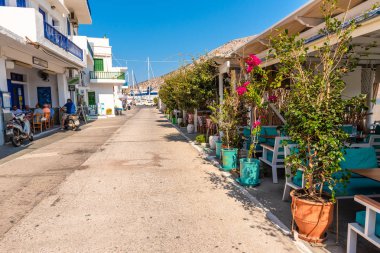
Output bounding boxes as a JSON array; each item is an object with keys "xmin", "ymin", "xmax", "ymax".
[{"xmin": 7, "ymin": 80, "xmax": 25, "ymax": 109}]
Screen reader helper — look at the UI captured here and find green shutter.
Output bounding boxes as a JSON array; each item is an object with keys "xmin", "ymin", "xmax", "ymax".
[
  {"xmin": 94, "ymin": 59, "xmax": 104, "ymax": 71},
  {"xmin": 88, "ymin": 92, "xmax": 96, "ymax": 106}
]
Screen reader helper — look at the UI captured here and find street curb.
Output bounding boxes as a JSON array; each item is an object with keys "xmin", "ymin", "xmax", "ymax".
[{"xmin": 165, "ymin": 115, "xmax": 313, "ymax": 253}]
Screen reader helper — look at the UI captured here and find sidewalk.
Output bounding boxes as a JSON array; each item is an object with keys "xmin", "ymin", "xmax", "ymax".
[{"xmin": 169, "ymin": 118, "xmax": 379, "ymax": 253}]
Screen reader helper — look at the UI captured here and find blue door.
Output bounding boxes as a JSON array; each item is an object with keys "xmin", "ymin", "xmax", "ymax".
[
  {"xmin": 7, "ymin": 80, "xmax": 25, "ymax": 109},
  {"xmin": 37, "ymin": 87, "xmax": 52, "ymax": 106},
  {"xmin": 39, "ymin": 8, "xmax": 46, "ymax": 23},
  {"xmin": 17, "ymin": 0, "xmax": 26, "ymax": 7},
  {"xmin": 0, "ymin": 0, "xmax": 5, "ymax": 6}
]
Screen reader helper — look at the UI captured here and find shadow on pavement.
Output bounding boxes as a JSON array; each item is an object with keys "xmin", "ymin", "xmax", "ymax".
[
  {"xmin": 163, "ymin": 133, "xmax": 188, "ymax": 143},
  {"xmin": 205, "ymin": 171, "xmax": 297, "ymax": 247}
]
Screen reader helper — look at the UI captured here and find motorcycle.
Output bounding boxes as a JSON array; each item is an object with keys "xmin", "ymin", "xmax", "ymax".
[
  {"xmin": 64, "ymin": 114, "xmax": 80, "ymax": 131},
  {"xmin": 6, "ymin": 114, "xmax": 34, "ymax": 147}
]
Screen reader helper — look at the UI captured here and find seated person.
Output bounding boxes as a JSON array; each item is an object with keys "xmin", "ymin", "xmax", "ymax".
[
  {"xmin": 11, "ymin": 105, "xmax": 22, "ymax": 116},
  {"xmin": 34, "ymin": 103, "xmax": 44, "ymax": 115},
  {"xmin": 23, "ymin": 105, "xmax": 33, "ymax": 121},
  {"xmin": 42, "ymin": 104, "xmax": 50, "ymax": 114},
  {"xmin": 49, "ymin": 104, "xmax": 55, "ymax": 119}
]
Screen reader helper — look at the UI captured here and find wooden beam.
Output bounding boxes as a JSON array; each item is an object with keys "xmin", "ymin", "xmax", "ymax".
[{"xmin": 295, "ymin": 16, "xmax": 324, "ymax": 27}]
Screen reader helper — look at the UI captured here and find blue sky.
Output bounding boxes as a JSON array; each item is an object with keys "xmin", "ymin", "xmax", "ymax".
[{"xmin": 81, "ymin": 0, "xmax": 309, "ymax": 83}]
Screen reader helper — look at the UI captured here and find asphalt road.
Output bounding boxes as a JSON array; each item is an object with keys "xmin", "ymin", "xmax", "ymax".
[{"xmin": 0, "ymin": 107, "xmax": 299, "ymax": 253}]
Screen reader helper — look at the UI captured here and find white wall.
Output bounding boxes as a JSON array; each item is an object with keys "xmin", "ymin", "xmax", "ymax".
[
  {"xmin": 90, "ymin": 84, "xmax": 115, "ymax": 115},
  {"xmin": 342, "ymin": 66, "xmax": 362, "ymax": 99},
  {"xmin": 0, "ymin": 7, "xmax": 39, "ymax": 41},
  {"xmin": 0, "ymin": 58, "xmax": 7, "ymax": 92},
  {"xmin": 6, "ymin": 64, "xmax": 59, "ymax": 108}
]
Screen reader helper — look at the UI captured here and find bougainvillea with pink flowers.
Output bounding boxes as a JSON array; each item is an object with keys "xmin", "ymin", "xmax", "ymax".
[{"xmin": 236, "ymin": 54, "xmax": 272, "ymax": 158}]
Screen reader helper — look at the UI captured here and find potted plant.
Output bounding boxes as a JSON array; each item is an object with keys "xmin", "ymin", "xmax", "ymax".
[
  {"xmin": 195, "ymin": 134, "xmax": 207, "ymax": 147},
  {"xmin": 208, "ymin": 135, "xmax": 219, "ymax": 150},
  {"xmin": 161, "ymin": 59, "xmax": 218, "ymax": 134},
  {"xmin": 235, "ymin": 54, "xmax": 269, "ymax": 187},
  {"xmin": 177, "ymin": 110, "xmax": 183, "ymax": 126},
  {"xmin": 187, "ymin": 113, "xmax": 195, "ymax": 133},
  {"xmin": 271, "ymin": 0, "xmax": 360, "ymax": 242},
  {"xmin": 218, "ymin": 87, "xmax": 240, "ymax": 171},
  {"xmin": 209, "ymin": 103, "xmax": 222, "ymax": 154}
]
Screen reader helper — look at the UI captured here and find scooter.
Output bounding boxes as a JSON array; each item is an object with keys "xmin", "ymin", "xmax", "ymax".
[
  {"xmin": 6, "ymin": 114, "xmax": 34, "ymax": 147},
  {"xmin": 64, "ymin": 114, "xmax": 80, "ymax": 131}
]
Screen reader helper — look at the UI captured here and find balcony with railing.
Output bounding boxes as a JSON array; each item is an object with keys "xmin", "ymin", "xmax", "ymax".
[
  {"xmin": 44, "ymin": 22, "xmax": 83, "ymax": 60},
  {"xmin": 90, "ymin": 71, "xmax": 126, "ymax": 83}
]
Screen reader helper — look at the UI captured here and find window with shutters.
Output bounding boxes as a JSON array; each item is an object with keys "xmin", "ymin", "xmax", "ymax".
[{"xmin": 94, "ymin": 59, "xmax": 104, "ymax": 71}]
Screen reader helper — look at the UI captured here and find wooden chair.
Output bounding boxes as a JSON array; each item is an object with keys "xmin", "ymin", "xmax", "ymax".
[
  {"xmin": 33, "ymin": 114, "xmax": 43, "ymax": 133},
  {"xmin": 197, "ymin": 116, "xmax": 205, "ymax": 134},
  {"xmin": 50, "ymin": 114, "xmax": 55, "ymax": 127},
  {"xmin": 259, "ymin": 136, "xmax": 290, "ymax": 183},
  {"xmin": 347, "ymin": 195, "xmax": 380, "ymax": 253},
  {"xmin": 43, "ymin": 112, "xmax": 50, "ymax": 129}
]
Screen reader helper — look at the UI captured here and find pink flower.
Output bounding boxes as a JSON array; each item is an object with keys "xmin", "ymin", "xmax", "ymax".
[
  {"xmin": 243, "ymin": 81, "xmax": 250, "ymax": 87},
  {"xmin": 245, "ymin": 54, "xmax": 262, "ymax": 67},
  {"xmin": 246, "ymin": 65, "xmax": 253, "ymax": 73},
  {"xmin": 236, "ymin": 86, "xmax": 247, "ymax": 96},
  {"xmin": 253, "ymin": 120, "xmax": 261, "ymax": 128},
  {"xmin": 268, "ymin": 95, "xmax": 278, "ymax": 103}
]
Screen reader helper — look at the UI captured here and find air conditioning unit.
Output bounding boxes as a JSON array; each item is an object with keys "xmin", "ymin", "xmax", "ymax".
[{"xmin": 68, "ymin": 69, "xmax": 80, "ymax": 79}]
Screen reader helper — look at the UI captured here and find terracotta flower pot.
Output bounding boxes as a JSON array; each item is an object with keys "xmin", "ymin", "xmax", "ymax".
[{"xmin": 290, "ymin": 190, "xmax": 334, "ymax": 243}]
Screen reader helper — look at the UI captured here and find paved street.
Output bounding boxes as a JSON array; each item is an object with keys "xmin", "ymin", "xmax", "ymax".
[{"xmin": 0, "ymin": 107, "xmax": 299, "ymax": 253}]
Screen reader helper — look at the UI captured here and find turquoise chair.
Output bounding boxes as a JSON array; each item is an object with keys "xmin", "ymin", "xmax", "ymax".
[{"xmin": 290, "ymin": 147, "xmax": 380, "ymax": 198}]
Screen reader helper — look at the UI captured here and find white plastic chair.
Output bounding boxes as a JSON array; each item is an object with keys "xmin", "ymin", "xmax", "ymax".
[
  {"xmin": 347, "ymin": 195, "xmax": 380, "ymax": 253},
  {"xmin": 259, "ymin": 136, "xmax": 290, "ymax": 183}
]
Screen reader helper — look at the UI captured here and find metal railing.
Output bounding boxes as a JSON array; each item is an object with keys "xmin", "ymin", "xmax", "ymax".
[
  {"xmin": 44, "ymin": 22, "xmax": 83, "ymax": 61},
  {"xmin": 90, "ymin": 71, "xmax": 125, "ymax": 80}
]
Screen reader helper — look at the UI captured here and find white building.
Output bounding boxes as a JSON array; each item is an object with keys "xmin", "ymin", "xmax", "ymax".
[
  {"xmin": 0, "ymin": 0, "xmax": 93, "ymax": 144},
  {"xmin": 87, "ymin": 37, "xmax": 127, "ymax": 117}
]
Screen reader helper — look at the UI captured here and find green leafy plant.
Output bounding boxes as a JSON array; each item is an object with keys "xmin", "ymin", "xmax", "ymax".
[
  {"xmin": 219, "ymin": 87, "xmax": 241, "ymax": 149},
  {"xmin": 195, "ymin": 134, "xmax": 206, "ymax": 144},
  {"xmin": 159, "ymin": 59, "xmax": 218, "ymax": 113},
  {"xmin": 153, "ymin": 97, "xmax": 159, "ymax": 105},
  {"xmin": 271, "ymin": 0, "xmax": 359, "ymax": 201}
]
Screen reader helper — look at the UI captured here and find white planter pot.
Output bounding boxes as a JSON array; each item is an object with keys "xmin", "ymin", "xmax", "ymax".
[
  {"xmin": 209, "ymin": 135, "xmax": 219, "ymax": 150},
  {"xmin": 187, "ymin": 124, "xmax": 195, "ymax": 134}
]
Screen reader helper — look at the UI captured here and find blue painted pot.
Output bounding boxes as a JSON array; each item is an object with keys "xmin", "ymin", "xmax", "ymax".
[
  {"xmin": 237, "ymin": 158, "xmax": 260, "ymax": 187},
  {"xmin": 215, "ymin": 141, "xmax": 223, "ymax": 159},
  {"xmin": 221, "ymin": 148, "xmax": 238, "ymax": 171}
]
